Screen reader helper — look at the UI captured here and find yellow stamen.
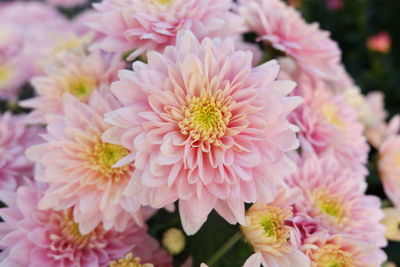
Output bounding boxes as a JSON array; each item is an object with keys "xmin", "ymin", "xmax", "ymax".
[
  {"xmin": 153, "ymin": 0, "xmax": 173, "ymax": 5},
  {"xmin": 0, "ymin": 65, "xmax": 11, "ymax": 84},
  {"xmin": 322, "ymin": 104, "xmax": 344, "ymax": 129},
  {"xmin": 316, "ymin": 194, "xmax": 344, "ymax": 219},
  {"xmin": 59, "ymin": 210, "xmax": 93, "ymax": 248},
  {"xmin": 313, "ymin": 245, "xmax": 355, "ymax": 267},
  {"xmin": 67, "ymin": 75, "xmax": 97, "ymax": 101},
  {"xmin": 179, "ymin": 90, "xmax": 232, "ymax": 145},
  {"xmin": 89, "ymin": 142, "xmax": 130, "ymax": 179},
  {"xmin": 109, "ymin": 253, "xmax": 153, "ymax": 267}
]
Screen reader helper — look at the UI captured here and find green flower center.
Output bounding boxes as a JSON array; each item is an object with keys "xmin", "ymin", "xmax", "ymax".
[{"xmin": 68, "ymin": 75, "xmax": 97, "ymax": 101}]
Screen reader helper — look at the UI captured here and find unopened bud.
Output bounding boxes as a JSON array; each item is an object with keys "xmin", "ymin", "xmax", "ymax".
[{"xmin": 162, "ymin": 228, "xmax": 186, "ymax": 255}]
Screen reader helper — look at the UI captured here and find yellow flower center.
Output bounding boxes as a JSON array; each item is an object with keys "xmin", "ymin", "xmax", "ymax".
[
  {"xmin": 0, "ymin": 65, "xmax": 11, "ymax": 85},
  {"xmin": 241, "ymin": 204, "xmax": 292, "ymax": 253},
  {"xmin": 59, "ymin": 210, "xmax": 93, "ymax": 248},
  {"xmin": 316, "ymin": 194, "xmax": 344, "ymax": 219},
  {"xmin": 313, "ymin": 245, "xmax": 355, "ymax": 267},
  {"xmin": 179, "ymin": 90, "xmax": 232, "ymax": 145},
  {"xmin": 109, "ymin": 253, "xmax": 153, "ymax": 267},
  {"xmin": 322, "ymin": 104, "xmax": 344, "ymax": 129},
  {"xmin": 90, "ymin": 142, "xmax": 130, "ymax": 179},
  {"xmin": 67, "ymin": 75, "xmax": 97, "ymax": 101},
  {"xmin": 153, "ymin": 0, "xmax": 173, "ymax": 5}
]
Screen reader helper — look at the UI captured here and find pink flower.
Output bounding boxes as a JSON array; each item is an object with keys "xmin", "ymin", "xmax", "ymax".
[
  {"xmin": 0, "ymin": 112, "xmax": 43, "ymax": 191},
  {"xmin": 26, "ymin": 88, "xmax": 142, "ymax": 234},
  {"xmin": 287, "ymin": 152, "xmax": 387, "ymax": 248},
  {"xmin": 20, "ymin": 51, "xmax": 124, "ymax": 123},
  {"xmin": 46, "ymin": 0, "xmax": 87, "ymax": 8},
  {"xmin": 88, "ymin": 0, "xmax": 245, "ymax": 59},
  {"xmin": 103, "ymin": 30, "xmax": 302, "ymax": 234},
  {"xmin": 241, "ymin": 188, "xmax": 310, "ymax": 267},
  {"xmin": 289, "ymin": 73, "xmax": 369, "ymax": 174},
  {"xmin": 239, "ymin": 0, "xmax": 342, "ymax": 81},
  {"xmin": 326, "ymin": 0, "xmax": 344, "ymax": 10},
  {"xmin": 379, "ymin": 134, "xmax": 400, "ymax": 208},
  {"xmin": 302, "ymin": 234, "xmax": 387, "ymax": 267},
  {"xmin": 0, "ymin": 186, "xmax": 172, "ymax": 267},
  {"xmin": 367, "ymin": 31, "xmax": 392, "ymax": 53}
]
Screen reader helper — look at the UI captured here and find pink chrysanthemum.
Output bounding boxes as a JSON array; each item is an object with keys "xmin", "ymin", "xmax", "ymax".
[
  {"xmin": 26, "ymin": 88, "xmax": 142, "ymax": 234},
  {"xmin": 21, "ymin": 51, "xmax": 124, "ymax": 123},
  {"xmin": 241, "ymin": 188, "xmax": 310, "ymax": 267},
  {"xmin": 0, "ymin": 186, "xmax": 172, "ymax": 267},
  {"xmin": 302, "ymin": 234, "xmax": 386, "ymax": 267},
  {"xmin": 239, "ymin": 0, "xmax": 342, "ymax": 81},
  {"xmin": 0, "ymin": 112, "xmax": 43, "ymax": 190},
  {"xmin": 88, "ymin": 0, "xmax": 245, "ymax": 59},
  {"xmin": 103, "ymin": 30, "xmax": 302, "ymax": 234},
  {"xmin": 290, "ymin": 73, "xmax": 369, "ymax": 174},
  {"xmin": 379, "ymin": 134, "xmax": 400, "ymax": 208},
  {"xmin": 287, "ymin": 152, "xmax": 387, "ymax": 248}
]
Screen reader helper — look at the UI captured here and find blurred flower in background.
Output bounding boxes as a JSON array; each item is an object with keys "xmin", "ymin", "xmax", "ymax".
[{"xmin": 367, "ymin": 31, "xmax": 392, "ymax": 54}]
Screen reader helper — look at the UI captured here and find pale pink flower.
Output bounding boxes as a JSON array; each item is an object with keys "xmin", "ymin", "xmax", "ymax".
[
  {"xmin": 379, "ymin": 134, "xmax": 400, "ymax": 207},
  {"xmin": 26, "ymin": 88, "xmax": 142, "ymax": 234},
  {"xmin": 381, "ymin": 207, "xmax": 400, "ymax": 242},
  {"xmin": 88, "ymin": 0, "xmax": 245, "ymax": 59},
  {"xmin": 103, "ymin": 30, "xmax": 302, "ymax": 234},
  {"xmin": 239, "ymin": 0, "xmax": 342, "ymax": 81},
  {"xmin": 290, "ymin": 73, "xmax": 369, "ymax": 174},
  {"xmin": 21, "ymin": 51, "xmax": 124, "ymax": 123},
  {"xmin": 241, "ymin": 188, "xmax": 310, "ymax": 267},
  {"xmin": 367, "ymin": 31, "xmax": 392, "ymax": 53},
  {"xmin": 46, "ymin": 0, "xmax": 87, "ymax": 8},
  {"xmin": 302, "ymin": 234, "xmax": 387, "ymax": 267},
  {"xmin": 0, "ymin": 112, "xmax": 43, "ymax": 191},
  {"xmin": 287, "ymin": 152, "xmax": 387, "ymax": 248},
  {"xmin": 0, "ymin": 186, "xmax": 172, "ymax": 267}
]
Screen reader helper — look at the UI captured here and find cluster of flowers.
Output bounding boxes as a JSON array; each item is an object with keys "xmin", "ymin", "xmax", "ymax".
[{"xmin": 0, "ymin": 0, "xmax": 399, "ymax": 266}]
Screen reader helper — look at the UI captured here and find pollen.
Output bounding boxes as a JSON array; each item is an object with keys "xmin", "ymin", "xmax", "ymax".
[
  {"xmin": 67, "ymin": 75, "xmax": 97, "ymax": 101},
  {"xmin": 0, "ymin": 64, "xmax": 11, "ymax": 84},
  {"xmin": 316, "ymin": 193, "xmax": 344, "ymax": 219},
  {"xmin": 313, "ymin": 245, "xmax": 355, "ymax": 267},
  {"xmin": 59, "ymin": 209, "xmax": 93, "ymax": 249},
  {"xmin": 322, "ymin": 104, "xmax": 344, "ymax": 129},
  {"xmin": 109, "ymin": 253, "xmax": 153, "ymax": 267},
  {"xmin": 89, "ymin": 142, "xmax": 130, "ymax": 179},
  {"xmin": 153, "ymin": 0, "xmax": 173, "ymax": 5},
  {"xmin": 178, "ymin": 90, "xmax": 232, "ymax": 146}
]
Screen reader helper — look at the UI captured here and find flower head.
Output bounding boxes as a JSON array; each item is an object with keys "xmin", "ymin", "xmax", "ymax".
[
  {"xmin": 379, "ymin": 135, "xmax": 400, "ymax": 207},
  {"xmin": 26, "ymin": 88, "xmax": 142, "ymax": 234},
  {"xmin": 0, "ymin": 112, "xmax": 43, "ymax": 190},
  {"xmin": 367, "ymin": 32, "xmax": 392, "ymax": 53},
  {"xmin": 103, "ymin": 30, "xmax": 302, "ymax": 234},
  {"xmin": 288, "ymin": 152, "xmax": 387, "ymax": 247},
  {"xmin": 303, "ymin": 234, "xmax": 387, "ymax": 267},
  {"xmin": 290, "ymin": 73, "xmax": 369, "ymax": 174},
  {"xmin": 21, "ymin": 51, "xmax": 123, "ymax": 123},
  {"xmin": 0, "ymin": 186, "xmax": 172, "ymax": 267},
  {"xmin": 241, "ymin": 188, "xmax": 310, "ymax": 267},
  {"xmin": 88, "ymin": 0, "xmax": 244, "ymax": 58},
  {"xmin": 239, "ymin": 0, "xmax": 341, "ymax": 81}
]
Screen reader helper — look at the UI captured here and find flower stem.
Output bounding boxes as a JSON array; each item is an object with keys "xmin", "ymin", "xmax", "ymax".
[{"xmin": 206, "ymin": 231, "xmax": 242, "ymax": 266}]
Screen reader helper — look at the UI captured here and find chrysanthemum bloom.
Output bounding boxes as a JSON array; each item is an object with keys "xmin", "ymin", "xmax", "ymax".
[
  {"xmin": 88, "ymin": 0, "xmax": 245, "ymax": 59},
  {"xmin": 103, "ymin": 30, "xmax": 302, "ymax": 234},
  {"xmin": 290, "ymin": 73, "xmax": 369, "ymax": 174},
  {"xmin": 241, "ymin": 189, "xmax": 310, "ymax": 267},
  {"xmin": 381, "ymin": 207, "xmax": 400, "ymax": 242},
  {"xmin": 239, "ymin": 0, "xmax": 341, "ymax": 81},
  {"xmin": 367, "ymin": 31, "xmax": 392, "ymax": 54},
  {"xmin": 46, "ymin": 0, "xmax": 87, "ymax": 8},
  {"xmin": 0, "ymin": 112, "xmax": 43, "ymax": 190},
  {"xmin": 0, "ymin": 186, "xmax": 172, "ymax": 267},
  {"xmin": 288, "ymin": 152, "xmax": 387, "ymax": 247},
  {"xmin": 379, "ymin": 135, "xmax": 400, "ymax": 207},
  {"xmin": 26, "ymin": 89, "xmax": 142, "ymax": 234},
  {"xmin": 303, "ymin": 234, "xmax": 387, "ymax": 267},
  {"xmin": 21, "ymin": 51, "xmax": 124, "ymax": 123}
]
